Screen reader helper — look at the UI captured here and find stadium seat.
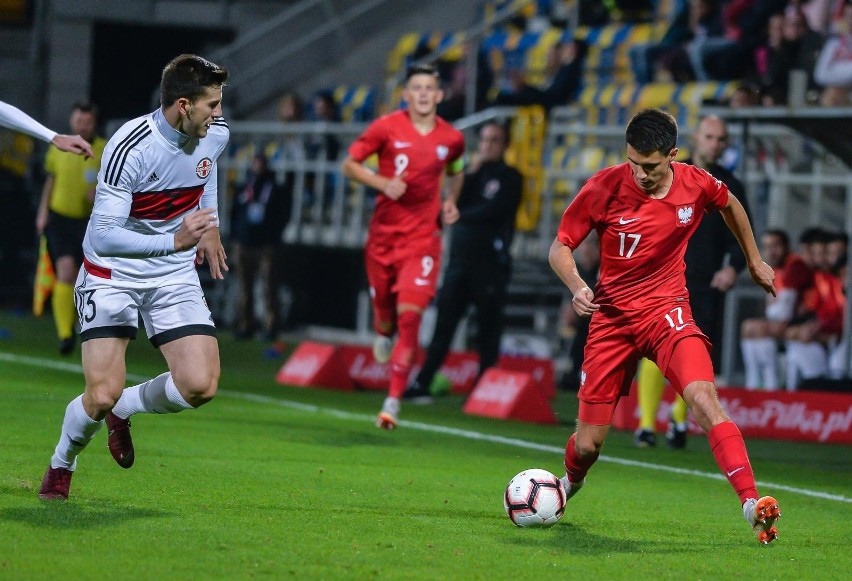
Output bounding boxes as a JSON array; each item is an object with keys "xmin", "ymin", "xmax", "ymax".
[{"xmin": 330, "ymin": 85, "xmax": 377, "ymax": 122}]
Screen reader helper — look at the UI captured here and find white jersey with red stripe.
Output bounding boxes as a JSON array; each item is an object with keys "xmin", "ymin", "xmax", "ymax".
[{"xmin": 82, "ymin": 109, "xmax": 229, "ymax": 287}]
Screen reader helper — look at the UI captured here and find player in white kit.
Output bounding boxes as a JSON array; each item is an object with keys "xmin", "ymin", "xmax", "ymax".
[{"xmin": 39, "ymin": 54, "xmax": 230, "ymax": 500}]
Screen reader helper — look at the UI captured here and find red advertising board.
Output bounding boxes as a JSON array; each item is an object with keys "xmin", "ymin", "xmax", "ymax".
[
  {"xmin": 612, "ymin": 384, "xmax": 852, "ymax": 444},
  {"xmin": 337, "ymin": 345, "xmax": 558, "ymax": 397},
  {"xmin": 463, "ymin": 369, "xmax": 558, "ymax": 424}
]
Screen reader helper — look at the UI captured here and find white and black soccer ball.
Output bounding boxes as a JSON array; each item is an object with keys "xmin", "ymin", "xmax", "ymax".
[{"xmin": 503, "ymin": 468, "xmax": 566, "ymax": 528}]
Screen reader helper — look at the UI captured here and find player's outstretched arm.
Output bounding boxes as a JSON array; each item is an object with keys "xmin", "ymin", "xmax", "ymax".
[
  {"xmin": 719, "ymin": 193, "xmax": 776, "ymax": 296},
  {"xmin": 0, "ymin": 101, "xmax": 93, "ymax": 157},
  {"xmin": 548, "ymin": 238, "xmax": 599, "ymax": 317},
  {"xmin": 195, "ymin": 227, "xmax": 228, "ymax": 280},
  {"xmin": 51, "ymin": 134, "xmax": 94, "ymax": 157}
]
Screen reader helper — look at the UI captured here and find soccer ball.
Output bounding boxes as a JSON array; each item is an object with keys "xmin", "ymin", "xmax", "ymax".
[{"xmin": 503, "ymin": 468, "xmax": 566, "ymax": 528}]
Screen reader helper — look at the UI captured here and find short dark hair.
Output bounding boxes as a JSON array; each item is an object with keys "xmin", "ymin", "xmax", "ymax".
[
  {"xmin": 625, "ymin": 108, "xmax": 678, "ymax": 155},
  {"xmin": 160, "ymin": 54, "xmax": 229, "ymax": 107},
  {"xmin": 71, "ymin": 101, "xmax": 98, "ymax": 119},
  {"xmin": 405, "ymin": 63, "xmax": 440, "ymax": 83},
  {"xmin": 480, "ymin": 120, "xmax": 508, "ymax": 141},
  {"xmin": 799, "ymin": 226, "xmax": 830, "ymax": 245},
  {"xmin": 764, "ymin": 228, "xmax": 790, "ymax": 248}
]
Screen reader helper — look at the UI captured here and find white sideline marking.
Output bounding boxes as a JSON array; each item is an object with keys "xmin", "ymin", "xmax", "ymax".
[{"xmin": 3, "ymin": 351, "xmax": 850, "ymax": 504}]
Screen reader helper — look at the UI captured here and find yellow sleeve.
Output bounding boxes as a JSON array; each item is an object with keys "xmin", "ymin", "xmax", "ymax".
[{"xmin": 44, "ymin": 146, "xmax": 57, "ymax": 175}]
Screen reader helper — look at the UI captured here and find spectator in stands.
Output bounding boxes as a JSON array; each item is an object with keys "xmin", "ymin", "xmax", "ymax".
[
  {"xmin": 697, "ymin": 0, "xmax": 788, "ymax": 82},
  {"xmin": 305, "ymin": 91, "xmax": 341, "ymax": 219},
  {"xmin": 827, "ymin": 238, "xmax": 849, "ymax": 379},
  {"xmin": 229, "ymin": 153, "xmax": 291, "ymax": 340},
  {"xmin": 403, "ymin": 122, "xmax": 522, "ymax": 401},
  {"xmin": 784, "ymin": 228, "xmax": 843, "ymax": 388},
  {"xmin": 628, "ymin": 0, "xmax": 696, "ymax": 83},
  {"xmin": 492, "ymin": 38, "xmax": 588, "ymax": 110},
  {"xmin": 728, "ymin": 82, "xmax": 763, "ymax": 105},
  {"xmin": 826, "ymin": 229, "xmax": 849, "ymax": 267},
  {"xmin": 814, "ymin": 0, "xmax": 852, "ymax": 105},
  {"xmin": 435, "ymin": 43, "xmax": 494, "ymax": 121},
  {"xmin": 274, "ymin": 91, "xmax": 307, "ymax": 201},
  {"xmin": 677, "ymin": 0, "xmax": 728, "ymax": 81},
  {"xmin": 279, "ymin": 91, "xmax": 304, "ymax": 122},
  {"xmin": 754, "ymin": 6, "xmax": 825, "ymax": 105},
  {"xmin": 740, "ymin": 228, "xmax": 815, "ymax": 389},
  {"xmin": 797, "ymin": 0, "xmax": 843, "ymax": 33}
]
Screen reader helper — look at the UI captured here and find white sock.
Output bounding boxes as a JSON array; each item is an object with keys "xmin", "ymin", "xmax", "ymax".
[
  {"xmin": 740, "ymin": 339, "xmax": 760, "ymax": 389},
  {"xmin": 50, "ymin": 395, "xmax": 103, "ymax": 470},
  {"xmin": 785, "ymin": 340, "xmax": 827, "ymax": 391},
  {"xmin": 753, "ymin": 338, "xmax": 779, "ymax": 390},
  {"xmin": 112, "ymin": 372, "xmax": 193, "ymax": 417}
]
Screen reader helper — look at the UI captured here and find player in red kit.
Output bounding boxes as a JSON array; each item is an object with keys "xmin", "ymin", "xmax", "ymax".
[
  {"xmin": 342, "ymin": 64, "xmax": 465, "ymax": 430},
  {"xmin": 549, "ymin": 109, "xmax": 783, "ymax": 544}
]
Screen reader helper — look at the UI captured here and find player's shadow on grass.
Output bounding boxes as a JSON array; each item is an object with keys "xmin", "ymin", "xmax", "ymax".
[
  {"xmin": 0, "ymin": 501, "xmax": 169, "ymax": 530},
  {"xmin": 505, "ymin": 521, "xmax": 691, "ymax": 555}
]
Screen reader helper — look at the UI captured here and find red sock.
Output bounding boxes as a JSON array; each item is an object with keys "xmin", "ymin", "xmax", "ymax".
[
  {"xmin": 708, "ymin": 421, "xmax": 759, "ymax": 504},
  {"xmin": 388, "ymin": 311, "xmax": 420, "ymax": 399},
  {"xmin": 564, "ymin": 432, "xmax": 598, "ymax": 483}
]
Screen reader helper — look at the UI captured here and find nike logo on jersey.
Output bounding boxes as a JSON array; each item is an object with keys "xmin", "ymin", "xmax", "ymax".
[
  {"xmin": 414, "ymin": 278, "xmax": 430, "ymax": 286},
  {"xmin": 727, "ymin": 467, "xmax": 745, "ymax": 477},
  {"xmin": 394, "ymin": 141, "xmax": 412, "ymax": 148},
  {"xmin": 674, "ymin": 324, "xmax": 690, "ymax": 331},
  {"xmin": 619, "ymin": 217, "xmax": 640, "ymax": 225}
]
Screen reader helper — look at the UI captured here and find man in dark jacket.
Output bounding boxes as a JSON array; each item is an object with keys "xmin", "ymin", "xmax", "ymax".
[
  {"xmin": 229, "ymin": 153, "xmax": 291, "ymax": 339},
  {"xmin": 404, "ymin": 122, "xmax": 523, "ymax": 401}
]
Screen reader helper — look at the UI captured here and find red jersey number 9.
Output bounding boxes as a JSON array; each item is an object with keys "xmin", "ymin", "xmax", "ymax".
[{"xmin": 394, "ymin": 153, "xmax": 409, "ymax": 176}]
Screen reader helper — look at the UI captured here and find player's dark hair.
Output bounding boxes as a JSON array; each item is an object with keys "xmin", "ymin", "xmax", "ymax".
[
  {"xmin": 764, "ymin": 228, "xmax": 790, "ymax": 249},
  {"xmin": 625, "ymin": 108, "xmax": 678, "ymax": 155},
  {"xmin": 405, "ymin": 63, "xmax": 440, "ymax": 83},
  {"xmin": 160, "ymin": 54, "xmax": 229, "ymax": 107},
  {"xmin": 71, "ymin": 101, "xmax": 99, "ymax": 118}
]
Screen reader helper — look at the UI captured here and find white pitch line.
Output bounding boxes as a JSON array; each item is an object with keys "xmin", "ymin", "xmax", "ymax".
[{"xmin": 3, "ymin": 351, "xmax": 849, "ymax": 504}]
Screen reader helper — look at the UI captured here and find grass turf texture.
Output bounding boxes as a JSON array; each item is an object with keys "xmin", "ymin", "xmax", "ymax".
[{"xmin": 1, "ymin": 309, "xmax": 850, "ymax": 580}]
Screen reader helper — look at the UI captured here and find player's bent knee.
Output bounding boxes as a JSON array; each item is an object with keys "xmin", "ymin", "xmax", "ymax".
[
  {"xmin": 172, "ymin": 371, "xmax": 219, "ymax": 406},
  {"xmin": 85, "ymin": 385, "xmax": 123, "ymax": 413},
  {"xmin": 683, "ymin": 382, "xmax": 728, "ymax": 429}
]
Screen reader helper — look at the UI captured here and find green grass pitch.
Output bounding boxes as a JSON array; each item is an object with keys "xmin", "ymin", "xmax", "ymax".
[{"xmin": 0, "ymin": 309, "xmax": 849, "ymax": 580}]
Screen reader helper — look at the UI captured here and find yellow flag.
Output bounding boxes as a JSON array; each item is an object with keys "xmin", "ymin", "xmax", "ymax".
[{"xmin": 33, "ymin": 236, "xmax": 56, "ymax": 317}]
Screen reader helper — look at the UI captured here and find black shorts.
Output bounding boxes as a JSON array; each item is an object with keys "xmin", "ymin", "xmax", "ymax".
[{"xmin": 45, "ymin": 210, "xmax": 87, "ymax": 264}]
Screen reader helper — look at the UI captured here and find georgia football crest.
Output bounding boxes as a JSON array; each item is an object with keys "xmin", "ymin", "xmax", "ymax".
[
  {"xmin": 436, "ymin": 145, "xmax": 449, "ymax": 160},
  {"xmin": 195, "ymin": 157, "xmax": 213, "ymax": 178},
  {"xmin": 676, "ymin": 204, "xmax": 694, "ymax": 227}
]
